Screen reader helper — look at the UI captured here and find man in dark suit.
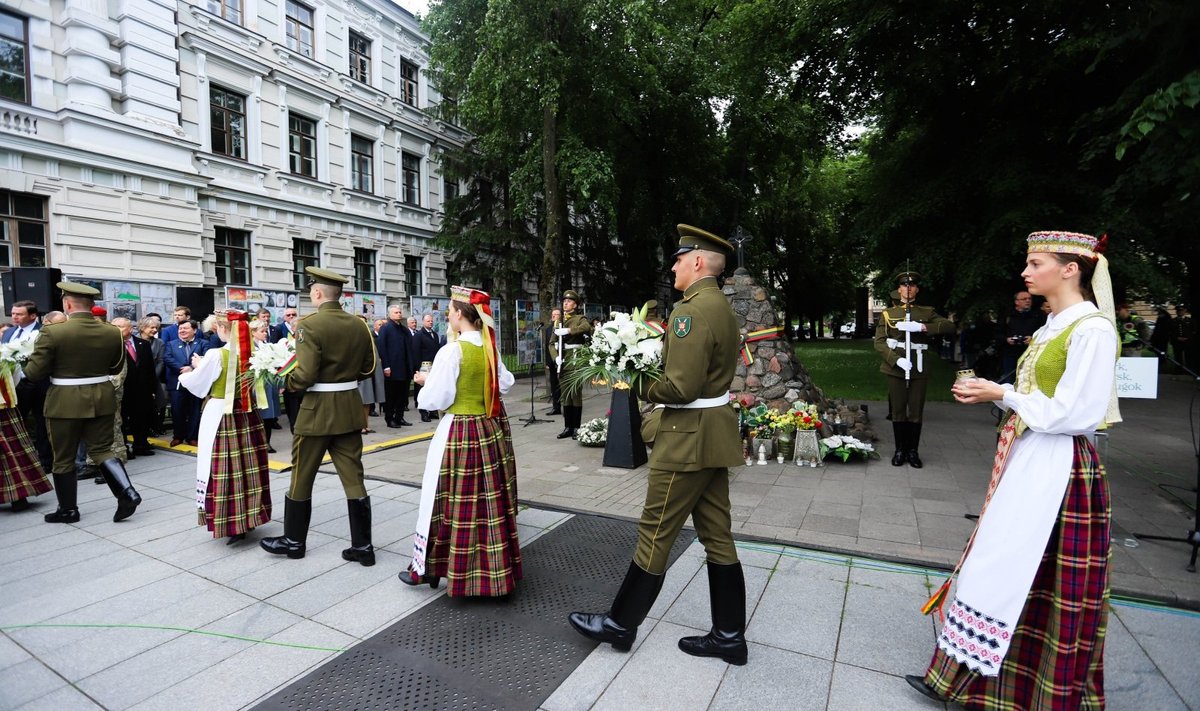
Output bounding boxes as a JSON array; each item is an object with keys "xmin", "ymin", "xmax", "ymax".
[
  {"xmin": 412, "ymin": 313, "xmax": 442, "ymax": 421},
  {"xmin": 543, "ymin": 307, "xmax": 563, "ymax": 416},
  {"xmin": 163, "ymin": 319, "xmax": 209, "ymax": 446},
  {"xmin": 378, "ymin": 304, "xmax": 413, "ymax": 427},
  {"xmin": 159, "ymin": 305, "xmax": 191, "ymax": 344},
  {"xmin": 112, "ymin": 317, "xmax": 156, "ymax": 456},
  {"xmin": 4, "ymin": 299, "xmax": 52, "ymax": 471}
]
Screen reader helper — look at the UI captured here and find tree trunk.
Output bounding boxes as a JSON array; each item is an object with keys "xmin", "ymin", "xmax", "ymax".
[{"xmin": 539, "ymin": 103, "xmax": 562, "ymax": 315}]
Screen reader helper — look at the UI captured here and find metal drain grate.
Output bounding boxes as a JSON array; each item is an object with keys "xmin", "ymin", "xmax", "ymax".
[{"xmin": 255, "ymin": 514, "xmax": 695, "ymax": 711}]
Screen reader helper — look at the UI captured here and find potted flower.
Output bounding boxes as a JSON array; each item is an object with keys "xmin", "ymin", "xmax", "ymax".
[
  {"xmin": 743, "ymin": 403, "xmax": 775, "ymax": 459},
  {"xmin": 788, "ymin": 401, "xmax": 824, "ymax": 462},
  {"xmin": 819, "ymin": 435, "xmax": 879, "ymax": 462}
]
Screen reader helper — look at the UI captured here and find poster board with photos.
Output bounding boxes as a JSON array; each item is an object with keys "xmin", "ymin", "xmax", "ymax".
[
  {"xmin": 73, "ymin": 279, "xmax": 172, "ymax": 322},
  {"xmin": 226, "ymin": 287, "xmax": 298, "ymax": 325},
  {"xmin": 409, "ymin": 295, "xmax": 450, "ymax": 340},
  {"xmin": 514, "ymin": 299, "xmax": 543, "ymax": 367}
]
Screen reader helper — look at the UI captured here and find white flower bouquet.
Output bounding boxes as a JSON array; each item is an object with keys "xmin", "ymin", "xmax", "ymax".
[
  {"xmin": 819, "ymin": 434, "xmax": 879, "ymax": 462},
  {"xmin": 0, "ymin": 330, "xmax": 38, "ymax": 406},
  {"xmin": 562, "ymin": 303, "xmax": 664, "ymax": 395},
  {"xmin": 242, "ymin": 340, "xmax": 296, "ymax": 389},
  {"xmin": 576, "ymin": 417, "xmax": 608, "ymax": 447}
]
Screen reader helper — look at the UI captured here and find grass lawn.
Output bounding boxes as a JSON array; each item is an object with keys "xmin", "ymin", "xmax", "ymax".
[{"xmin": 792, "ymin": 338, "xmax": 958, "ymax": 403}]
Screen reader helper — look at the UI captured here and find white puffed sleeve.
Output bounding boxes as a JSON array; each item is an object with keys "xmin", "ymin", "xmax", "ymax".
[
  {"xmin": 179, "ymin": 347, "xmax": 226, "ymax": 398},
  {"xmin": 417, "ymin": 343, "xmax": 461, "ymax": 411}
]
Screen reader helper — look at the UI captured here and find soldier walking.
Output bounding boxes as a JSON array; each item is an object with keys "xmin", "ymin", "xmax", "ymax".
[
  {"xmin": 260, "ymin": 267, "xmax": 378, "ymax": 565},
  {"xmin": 23, "ymin": 282, "xmax": 142, "ymax": 523},
  {"xmin": 569, "ymin": 225, "xmax": 749, "ymax": 665},
  {"xmin": 873, "ymin": 271, "xmax": 956, "ymax": 468},
  {"xmin": 554, "ymin": 291, "xmax": 592, "ymax": 438}
]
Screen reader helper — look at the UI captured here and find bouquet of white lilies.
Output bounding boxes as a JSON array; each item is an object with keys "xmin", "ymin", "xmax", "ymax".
[
  {"xmin": 244, "ymin": 340, "xmax": 296, "ymax": 389},
  {"xmin": 562, "ymin": 302, "xmax": 664, "ymax": 395},
  {"xmin": 0, "ymin": 330, "xmax": 39, "ymax": 405},
  {"xmin": 819, "ymin": 434, "xmax": 879, "ymax": 462}
]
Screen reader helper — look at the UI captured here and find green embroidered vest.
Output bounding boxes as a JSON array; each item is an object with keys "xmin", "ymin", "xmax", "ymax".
[
  {"xmin": 209, "ymin": 349, "xmax": 232, "ymax": 399},
  {"xmin": 1015, "ymin": 312, "xmax": 1107, "ymax": 399},
  {"xmin": 446, "ymin": 341, "xmax": 486, "ymax": 415}
]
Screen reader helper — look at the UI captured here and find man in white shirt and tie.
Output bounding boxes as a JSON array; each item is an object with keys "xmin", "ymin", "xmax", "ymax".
[{"xmin": 4, "ymin": 300, "xmax": 51, "ymax": 471}]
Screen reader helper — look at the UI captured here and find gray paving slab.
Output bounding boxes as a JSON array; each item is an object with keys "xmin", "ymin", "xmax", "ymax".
[
  {"xmin": 1104, "ymin": 607, "xmax": 1190, "ymax": 711},
  {"xmin": 829, "ymin": 662, "xmax": 947, "ymax": 710},
  {"xmin": 0, "ymin": 658, "xmax": 66, "ymax": 710},
  {"xmin": 835, "ymin": 566, "xmax": 939, "ymax": 676},
  {"xmin": 591, "ymin": 619, "xmax": 725, "ymax": 711},
  {"xmin": 539, "ymin": 617, "xmax": 662, "ymax": 711},
  {"xmin": 709, "ymin": 645, "xmax": 832, "ymax": 711},
  {"xmin": 10, "ymin": 683, "xmax": 104, "ymax": 711},
  {"xmin": 746, "ymin": 558, "xmax": 847, "ymax": 660},
  {"xmin": 1112, "ymin": 604, "xmax": 1200, "ymax": 708}
]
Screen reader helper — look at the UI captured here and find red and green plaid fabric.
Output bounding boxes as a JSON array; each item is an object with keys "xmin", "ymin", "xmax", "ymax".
[
  {"xmin": 201, "ymin": 410, "xmax": 272, "ymax": 538},
  {"xmin": 424, "ymin": 409, "xmax": 522, "ymax": 597},
  {"xmin": 0, "ymin": 407, "xmax": 51, "ymax": 504},
  {"xmin": 925, "ymin": 435, "xmax": 1110, "ymax": 709}
]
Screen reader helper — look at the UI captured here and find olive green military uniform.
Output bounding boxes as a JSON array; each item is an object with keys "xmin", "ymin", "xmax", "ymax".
[
  {"xmin": 24, "ymin": 311, "xmax": 125, "ymax": 473},
  {"xmin": 873, "ymin": 301, "xmax": 955, "ymax": 423},
  {"xmin": 286, "ymin": 300, "xmax": 378, "ymax": 500},
  {"xmin": 558, "ymin": 310, "xmax": 591, "ymax": 408},
  {"xmin": 635, "ymin": 274, "xmax": 744, "ymax": 573}
]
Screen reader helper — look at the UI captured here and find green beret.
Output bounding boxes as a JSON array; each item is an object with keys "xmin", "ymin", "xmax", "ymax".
[
  {"xmin": 562, "ymin": 289, "xmax": 582, "ymax": 302},
  {"xmin": 57, "ymin": 281, "xmax": 100, "ymax": 298},
  {"xmin": 304, "ymin": 266, "xmax": 349, "ymax": 287},
  {"xmin": 674, "ymin": 224, "xmax": 734, "ymax": 257},
  {"xmin": 894, "ymin": 271, "xmax": 921, "ymax": 286}
]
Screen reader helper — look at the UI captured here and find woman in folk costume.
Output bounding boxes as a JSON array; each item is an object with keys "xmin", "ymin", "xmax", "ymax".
[
  {"xmin": 0, "ymin": 365, "xmax": 52, "ymax": 511},
  {"xmin": 179, "ymin": 312, "xmax": 273, "ymax": 544},
  {"xmin": 399, "ymin": 286, "xmax": 522, "ymax": 596},
  {"xmin": 909, "ymin": 231, "xmax": 1120, "ymax": 709},
  {"xmin": 251, "ymin": 321, "xmax": 281, "ymax": 453}
]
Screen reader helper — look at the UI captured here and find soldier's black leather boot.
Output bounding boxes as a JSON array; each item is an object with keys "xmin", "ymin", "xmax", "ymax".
[
  {"xmin": 44, "ymin": 472, "xmax": 81, "ymax": 523},
  {"xmin": 557, "ymin": 406, "xmax": 578, "ymax": 438},
  {"xmin": 261, "ymin": 496, "xmax": 311, "ymax": 559},
  {"xmin": 891, "ymin": 422, "xmax": 908, "ymax": 466},
  {"xmin": 342, "ymin": 496, "xmax": 375, "ymax": 566},
  {"xmin": 678, "ymin": 561, "xmax": 748, "ymax": 665},
  {"xmin": 568, "ymin": 561, "xmax": 663, "ymax": 651},
  {"xmin": 100, "ymin": 458, "xmax": 142, "ymax": 522},
  {"xmin": 907, "ymin": 422, "xmax": 924, "ymax": 468}
]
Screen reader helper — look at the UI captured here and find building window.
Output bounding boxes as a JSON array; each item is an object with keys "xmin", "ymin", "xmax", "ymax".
[
  {"xmin": 0, "ymin": 190, "xmax": 48, "ymax": 268},
  {"xmin": 0, "ymin": 10, "xmax": 29, "ymax": 104},
  {"xmin": 350, "ymin": 135, "xmax": 373, "ymax": 193},
  {"xmin": 205, "ymin": 0, "xmax": 242, "ymax": 25},
  {"xmin": 401, "ymin": 152, "xmax": 420, "ymax": 206},
  {"xmin": 293, "ymin": 238, "xmax": 320, "ymax": 290},
  {"xmin": 214, "ymin": 227, "xmax": 251, "ymax": 285},
  {"xmin": 399, "ymin": 60, "xmax": 418, "ymax": 107},
  {"xmin": 348, "ymin": 31, "xmax": 370, "ymax": 84},
  {"xmin": 284, "ymin": 0, "xmax": 315, "ymax": 58},
  {"xmin": 443, "ymin": 177, "xmax": 459, "ymax": 204},
  {"xmin": 288, "ymin": 112, "xmax": 317, "ymax": 178},
  {"xmin": 354, "ymin": 248, "xmax": 376, "ymax": 292},
  {"xmin": 404, "ymin": 255, "xmax": 423, "ymax": 296},
  {"xmin": 439, "ymin": 95, "xmax": 458, "ymax": 125},
  {"xmin": 210, "ymin": 86, "xmax": 246, "ymax": 159}
]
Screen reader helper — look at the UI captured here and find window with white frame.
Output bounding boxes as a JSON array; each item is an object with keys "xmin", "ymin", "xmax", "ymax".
[
  {"xmin": 205, "ymin": 0, "xmax": 242, "ymax": 25},
  {"xmin": 288, "ymin": 112, "xmax": 317, "ymax": 178},
  {"xmin": 404, "ymin": 255, "xmax": 423, "ymax": 296},
  {"xmin": 214, "ymin": 227, "xmax": 251, "ymax": 285},
  {"xmin": 210, "ymin": 86, "xmax": 247, "ymax": 159},
  {"xmin": 348, "ymin": 31, "xmax": 370, "ymax": 83},
  {"xmin": 284, "ymin": 0, "xmax": 315, "ymax": 57},
  {"xmin": 0, "ymin": 190, "xmax": 48, "ymax": 268},
  {"xmin": 293, "ymin": 238, "xmax": 320, "ymax": 290},
  {"xmin": 399, "ymin": 60, "xmax": 418, "ymax": 106},
  {"xmin": 0, "ymin": 10, "xmax": 29, "ymax": 104},
  {"xmin": 351, "ymin": 135, "xmax": 373, "ymax": 193},
  {"xmin": 354, "ymin": 247, "xmax": 376, "ymax": 292},
  {"xmin": 401, "ymin": 152, "xmax": 420, "ymax": 206}
]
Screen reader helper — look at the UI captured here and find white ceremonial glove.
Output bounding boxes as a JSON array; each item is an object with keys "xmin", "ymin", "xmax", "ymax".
[
  {"xmin": 894, "ymin": 321, "xmax": 925, "ymax": 333},
  {"xmin": 895, "ymin": 357, "xmax": 913, "ymax": 372},
  {"xmin": 554, "ymin": 327, "xmax": 571, "ymax": 336}
]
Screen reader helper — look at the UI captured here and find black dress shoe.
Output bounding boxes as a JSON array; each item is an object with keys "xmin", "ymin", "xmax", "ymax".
[
  {"xmin": 44, "ymin": 508, "xmax": 81, "ymax": 523},
  {"xmin": 905, "ymin": 675, "xmax": 946, "ymax": 701},
  {"xmin": 908, "ymin": 450, "xmax": 924, "ymax": 468},
  {"xmin": 399, "ymin": 418, "xmax": 414, "ymax": 427},
  {"xmin": 891, "ymin": 450, "xmax": 908, "ymax": 466},
  {"xmin": 132, "ymin": 447, "xmax": 155, "ymax": 456},
  {"xmin": 420, "ymin": 413, "xmax": 431, "ymax": 423},
  {"xmin": 398, "ymin": 567, "xmax": 441, "ymax": 588},
  {"xmin": 544, "ymin": 408, "xmax": 562, "ymax": 416},
  {"xmin": 567, "ymin": 612, "xmax": 636, "ymax": 651},
  {"xmin": 226, "ymin": 533, "xmax": 246, "ymax": 545},
  {"xmin": 556, "ymin": 427, "xmax": 574, "ymax": 439},
  {"xmin": 10, "ymin": 498, "xmax": 30, "ymax": 512},
  {"xmin": 386, "ymin": 419, "xmax": 401, "ymax": 429},
  {"xmin": 271, "ymin": 420, "xmax": 283, "ymax": 429},
  {"xmin": 267, "ymin": 445, "xmax": 277, "ymax": 454}
]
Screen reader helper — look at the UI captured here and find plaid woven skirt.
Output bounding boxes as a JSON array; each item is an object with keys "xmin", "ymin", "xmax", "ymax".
[
  {"xmin": 925, "ymin": 435, "xmax": 1110, "ymax": 709},
  {"xmin": 424, "ymin": 411, "xmax": 522, "ymax": 597},
  {"xmin": 0, "ymin": 407, "xmax": 51, "ymax": 504},
  {"xmin": 201, "ymin": 410, "xmax": 272, "ymax": 539}
]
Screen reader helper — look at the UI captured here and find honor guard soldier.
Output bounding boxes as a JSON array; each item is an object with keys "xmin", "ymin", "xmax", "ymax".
[
  {"xmin": 570, "ymin": 224, "xmax": 749, "ymax": 666},
  {"xmin": 554, "ymin": 289, "xmax": 593, "ymax": 438},
  {"xmin": 873, "ymin": 271, "xmax": 955, "ymax": 468},
  {"xmin": 261, "ymin": 267, "xmax": 379, "ymax": 565},
  {"xmin": 24, "ymin": 281, "xmax": 142, "ymax": 523}
]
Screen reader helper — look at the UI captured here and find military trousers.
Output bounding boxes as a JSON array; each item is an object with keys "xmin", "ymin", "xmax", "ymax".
[
  {"xmin": 560, "ymin": 363, "xmax": 583, "ymax": 408},
  {"xmin": 886, "ymin": 374, "xmax": 929, "ymax": 423},
  {"xmin": 634, "ymin": 466, "xmax": 739, "ymax": 575},
  {"xmin": 47, "ymin": 414, "xmax": 118, "ymax": 474},
  {"xmin": 288, "ymin": 431, "xmax": 367, "ymax": 500}
]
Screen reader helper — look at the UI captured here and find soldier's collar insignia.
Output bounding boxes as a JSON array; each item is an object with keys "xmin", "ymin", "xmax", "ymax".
[
  {"xmin": 673, "ymin": 315, "xmax": 692, "ymax": 338},
  {"xmin": 296, "ymin": 328, "xmax": 304, "ymax": 343}
]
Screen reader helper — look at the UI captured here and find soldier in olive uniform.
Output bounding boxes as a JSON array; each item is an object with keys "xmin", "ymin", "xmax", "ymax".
[
  {"xmin": 23, "ymin": 282, "xmax": 142, "ymax": 524},
  {"xmin": 873, "ymin": 271, "xmax": 956, "ymax": 468},
  {"xmin": 554, "ymin": 289, "xmax": 593, "ymax": 439},
  {"xmin": 261, "ymin": 267, "xmax": 378, "ymax": 565},
  {"xmin": 570, "ymin": 225, "xmax": 749, "ymax": 666}
]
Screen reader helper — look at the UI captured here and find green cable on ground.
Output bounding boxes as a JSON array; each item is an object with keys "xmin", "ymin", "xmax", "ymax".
[
  {"xmin": 0, "ymin": 623, "xmax": 348, "ymax": 653},
  {"xmin": 734, "ymin": 541, "xmax": 1200, "ymax": 618}
]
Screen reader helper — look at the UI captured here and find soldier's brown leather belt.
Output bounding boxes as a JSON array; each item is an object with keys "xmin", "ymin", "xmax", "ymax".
[{"xmin": 50, "ymin": 376, "xmax": 109, "ymax": 386}]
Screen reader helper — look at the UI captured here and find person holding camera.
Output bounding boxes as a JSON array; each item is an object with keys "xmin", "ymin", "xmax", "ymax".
[{"xmin": 999, "ymin": 290, "xmax": 1041, "ymax": 383}]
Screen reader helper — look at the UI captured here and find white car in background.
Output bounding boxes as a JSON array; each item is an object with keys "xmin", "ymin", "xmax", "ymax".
[{"xmin": 839, "ymin": 322, "xmax": 856, "ymax": 336}]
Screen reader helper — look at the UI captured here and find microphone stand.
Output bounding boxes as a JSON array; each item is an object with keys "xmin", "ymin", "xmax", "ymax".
[
  {"xmin": 1131, "ymin": 340, "xmax": 1200, "ymax": 572},
  {"xmin": 522, "ymin": 331, "xmax": 550, "ymax": 427}
]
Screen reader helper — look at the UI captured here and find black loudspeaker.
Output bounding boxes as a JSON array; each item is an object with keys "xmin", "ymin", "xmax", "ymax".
[
  {"xmin": 175, "ymin": 286, "xmax": 215, "ymax": 319},
  {"xmin": 2, "ymin": 267, "xmax": 63, "ymax": 314}
]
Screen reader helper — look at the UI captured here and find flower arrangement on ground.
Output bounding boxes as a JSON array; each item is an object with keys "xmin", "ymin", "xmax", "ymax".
[
  {"xmin": 561, "ymin": 302, "xmax": 665, "ymax": 395},
  {"xmin": 576, "ymin": 417, "xmax": 608, "ymax": 447},
  {"xmin": 771, "ymin": 401, "xmax": 822, "ymax": 433},
  {"xmin": 819, "ymin": 435, "xmax": 879, "ymax": 462},
  {"xmin": 0, "ymin": 330, "xmax": 39, "ymax": 405}
]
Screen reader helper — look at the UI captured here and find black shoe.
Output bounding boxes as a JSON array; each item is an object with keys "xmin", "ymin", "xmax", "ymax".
[
  {"xmin": 261, "ymin": 496, "xmax": 312, "ymax": 559},
  {"xmin": 420, "ymin": 412, "xmax": 431, "ymax": 423},
  {"xmin": 100, "ymin": 459, "xmax": 142, "ymax": 522},
  {"xmin": 891, "ymin": 422, "xmax": 908, "ymax": 466},
  {"xmin": 44, "ymin": 507, "xmax": 81, "ymax": 523},
  {"xmin": 544, "ymin": 408, "xmax": 562, "ymax": 416},
  {"xmin": 132, "ymin": 447, "xmax": 155, "ymax": 456},
  {"xmin": 891, "ymin": 450, "xmax": 907, "ymax": 466},
  {"xmin": 386, "ymin": 419, "xmax": 401, "ymax": 429},
  {"xmin": 341, "ymin": 497, "xmax": 375, "ymax": 567},
  {"xmin": 557, "ymin": 428, "xmax": 574, "ymax": 439},
  {"xmin": 398, "ymin": 567, "xmax": 441, "ymax": 588},
  {"xmin": 678, "ymin": 562, "xmax": 748, "ymax": 665},
  {"xmin": 904, "ymin": 675, "xmax": 945, "ymax": 702},
  {"xmin": 267, "ymin": 445, "xmax": 277, "ymax": 454},
  {"xmin": 94, "ymin": 475, "xmax": 105, "ymax": 485},
  {"xmin": 907, "ymin": 422, "xmax": 924, "ymax": 468},
  {"xmin": 399, "ymin": 418, "xmax": 414, "ymax": 427},
  {"xmin": 271, "ymin": 421, "xmax": 283, "ymax": 429},
  {"xmin": 45, "ymin": 472, "xmax": 79, "ymax": 523},
  {"xmin": 908, "ymin": 450, "xmax": 924, "ymax": 468},
  {"xmin": 568, "ymin": 561, "xmax": 664, "ymax": 651},
  {"xmin": 226, "ymin": 533, "xmax": 246, "ymax": 545},
  {"xmin": 11, "ymin": 498, "xmax": 30, "ymax": 512}
]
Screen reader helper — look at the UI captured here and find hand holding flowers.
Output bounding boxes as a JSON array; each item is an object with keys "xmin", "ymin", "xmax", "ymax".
[{"xmin": 562, "ymin": 304, "xmax": 664, "ymax": 395}]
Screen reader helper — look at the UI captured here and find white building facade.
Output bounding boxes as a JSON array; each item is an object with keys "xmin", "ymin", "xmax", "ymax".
[{"xmin": 0, "ymin": 0, "xmax": 464, "ymax": 318}]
